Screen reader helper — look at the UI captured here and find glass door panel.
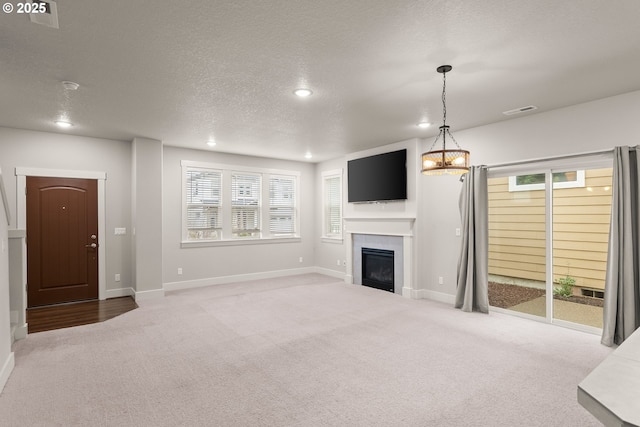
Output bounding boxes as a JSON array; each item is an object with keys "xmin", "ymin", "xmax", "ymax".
[
  {"xmin": 488, "ymin": 174, "xmax": 547, "ymax": 319},
  {"xmin": 551, "ymin": 168, "xmax": 612, "ymax": 328}
]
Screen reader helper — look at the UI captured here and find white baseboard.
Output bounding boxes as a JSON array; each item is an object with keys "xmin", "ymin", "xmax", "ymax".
[
  {"xmin": 134, "ymin": 288, "xmax": 165, "ymax": 301},
  {"xmin": 12, "ymin": 324, "xmax": 27, "ymax": 342},
  {"xmin": 402, "ymin": 287, "xmax": 426, "ymax": 299},
  {"xmin": 105, "ymin": 287, "xmax": 135, "ymax": 299},
  {"xmin": 163, "ymin": 267, "xmax": 319, "ymax": 292},
  {"xmin": 422, "ymin": 289, "xmax": 456, "ymax": 305},
  {"xmin": 0, "ymin": 351, "xmax": 15, "ymax": 394},
  {"xmin": 313, "ymin": 267, "xmax": 345, "ymax": 280}
]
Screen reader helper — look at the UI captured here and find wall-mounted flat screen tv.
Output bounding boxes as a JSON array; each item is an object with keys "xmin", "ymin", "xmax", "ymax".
[{"xmin": 347, "ymin": 149, "xmax": 407, "ymax": 203}]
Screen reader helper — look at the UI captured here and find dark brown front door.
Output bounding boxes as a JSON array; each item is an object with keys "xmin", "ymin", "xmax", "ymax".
[{"xmin": 27, "ymin": 177, "xmax": 99, "ymax": 307}]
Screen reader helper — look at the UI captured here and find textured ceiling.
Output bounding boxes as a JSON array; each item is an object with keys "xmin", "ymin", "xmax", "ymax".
[{"xmin": 2, "ymin": 0, "xmax": 640, "ymax": 162}]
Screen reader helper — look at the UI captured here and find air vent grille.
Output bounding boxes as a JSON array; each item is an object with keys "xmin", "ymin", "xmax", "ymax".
[
  {"xmin": 502, "ymin": 105, "xmax": 538, "ymax": 116},
  {"xmin": 29, "ymin": 0, "xmax": 59, "ymax": 29}
]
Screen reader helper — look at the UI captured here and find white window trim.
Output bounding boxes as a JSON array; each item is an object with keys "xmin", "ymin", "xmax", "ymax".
[
  {"xmin": 181, "ymin": 160, "xmax": 301, "ymax": 247},
  {"xmin": 321, "ymin": 169, "xmax": 343, "ymax": 242},
  {"xmin": 508, "ymin": 170, "xmax": 585, "ymax": 192}
]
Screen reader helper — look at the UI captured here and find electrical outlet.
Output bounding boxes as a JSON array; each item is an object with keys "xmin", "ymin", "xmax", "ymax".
[
  {"xmin": 299, "ymin": 257, "xmax": 303, "ymax": 263},
  {"xmin": 438, "ymin": 276, "xmax": 444, "ymax": 285},
  {"xmin": 177, "ymin": 267, "xmax": 183, "ymax": 275},
  {"xmin": 115, "ymin": 273, "xmax": 121, "ymax": 282},
  {"xmin": 337, "ymin": 259, "xmax": 341, "ymax": 266},
  {"xmin": 455, "ymin": 228, "xmax": 461, "ymax": 236}
]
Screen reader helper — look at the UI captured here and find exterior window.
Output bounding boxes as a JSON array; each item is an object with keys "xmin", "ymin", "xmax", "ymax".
[
  {"xmin": 185, "ymin": 168, "xmax": 222, "ymax": 240},
  {"xmin": 509, "ymin": 170, "xmax": 585, "ymax": 192},
  {"xmin": 322, "ymin": 169, "xmax": 342, "ymax": 239},
  {"xmin": 231, "ymin": 173, "xmax": 261, "ymax": 238},
  {"xmin": 182, "ymin": 161, "xmax": 300, "ymax": 244},
  {"xmin": 269, "ymin": 175, "xmax": 296, "ymax": 236}
]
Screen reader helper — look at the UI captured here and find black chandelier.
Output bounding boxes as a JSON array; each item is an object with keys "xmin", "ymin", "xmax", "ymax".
[{"xmin": 421, "ymin": 65, "xmax": 470, "ymax": 175}]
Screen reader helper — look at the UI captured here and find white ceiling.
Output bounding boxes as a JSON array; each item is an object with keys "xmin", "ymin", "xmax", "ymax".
[{"xmin": 2, "ymin": 1, "xmax": 640, "ymax": 162}]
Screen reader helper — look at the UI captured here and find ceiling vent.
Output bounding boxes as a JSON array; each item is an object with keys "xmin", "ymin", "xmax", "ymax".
[
  {"xmin": 29, "ymin": 0, "xmax": 59, "ymax": 29},
  {"xmin": 502, "ymin": 105, "xmax": 538, "ymax": 116}
]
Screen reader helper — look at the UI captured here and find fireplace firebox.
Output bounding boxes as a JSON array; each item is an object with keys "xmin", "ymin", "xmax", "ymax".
[{"xmin": 361, "ymin": 247, "xmax": 394, "ymax": 293}]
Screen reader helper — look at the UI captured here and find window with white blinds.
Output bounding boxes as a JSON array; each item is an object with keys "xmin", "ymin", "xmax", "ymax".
[
  {"xmin": 185, "ymin": 168, "xmax": 222, "ymax": 240},
  {"xmin": 269, "ymin": 175, "xmax": 296, "ymax": 235},
  {"xmin": 322, "ymin": 170, "xmax": 342, "ymax": 239},
  {"xmin": 231, "ymin": 172, "xmax": 261, "ymax": 238},
  {"xmin": 182, "ymin": 161, "xmax": 300, "ymax": 244}
]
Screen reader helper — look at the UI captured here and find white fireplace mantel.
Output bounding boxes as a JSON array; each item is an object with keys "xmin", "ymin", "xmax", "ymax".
[{"xmin": 344, "ymin": 217, "xmax": 418, "ymax": 298}]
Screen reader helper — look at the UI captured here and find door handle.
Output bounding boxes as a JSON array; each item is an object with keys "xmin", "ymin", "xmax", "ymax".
[{"xmin": 85, "ymin": 243, "xmax": 98, "ymax": 248}]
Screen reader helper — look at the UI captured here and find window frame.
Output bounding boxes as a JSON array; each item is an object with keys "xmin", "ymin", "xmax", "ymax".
[
  {"xmin": 321, "ymin": 169, "xmax": 343, "ymax": 242},
  {"xmin": 181, "ymin": 160, "xmax": 301, "ymax": 247},
  {"xmin": 183, "ymin": 166, "xmax": 223, "ymax": 241},
  {"xmin": 269, "ymin": 174, "xmax": 297, "ymax": 237},
  {"xmin": 508, "ymin": 170, "xmax": 585, "ymax": 192}
]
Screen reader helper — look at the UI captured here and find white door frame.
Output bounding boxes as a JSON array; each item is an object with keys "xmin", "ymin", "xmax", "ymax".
[{"xmin": 15, "ymin": 167, "xmax": 107, "ymax": 301}]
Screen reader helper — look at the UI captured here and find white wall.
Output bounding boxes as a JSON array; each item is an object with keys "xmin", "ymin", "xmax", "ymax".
[
  {"xmin": 162, "ymin": 146, "xmax": 316, "ymax": 288},
  {"xmin": 0, "ymin": 168, "xmax": 14, "ymax": 393},
  {"xmin": 418, "ymin": 89, "xmax": 640, "ymax": 298},
  {"xmin": 132, "ymin": 138, "xmax": 163, "ymax": 297},
  {"xmin": 0, "ymin": 127, "xmax": 133, "ymax": 293}
]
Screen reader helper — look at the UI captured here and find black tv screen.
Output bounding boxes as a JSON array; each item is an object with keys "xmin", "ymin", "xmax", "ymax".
[{"xmin": 347, "ymin": 149, "xmax": 407, "ymax": 203}]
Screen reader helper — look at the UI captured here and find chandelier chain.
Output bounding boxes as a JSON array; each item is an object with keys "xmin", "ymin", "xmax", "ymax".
[
  {"xmin": 442, "ymin": 71, "xmax": 447, "ymax": 128},
  {"xmin": 425, "ymin": 68, "xmax": 463, "ymax": 152}
]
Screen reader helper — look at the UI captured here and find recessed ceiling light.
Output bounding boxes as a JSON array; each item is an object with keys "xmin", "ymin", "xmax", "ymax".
[
  {"xmin": 294, "ymin": 88, "xmax": 313, "ymax": 97},
  {"xmin": 417, "ymin": 122, "xmax": 431, "ymax": 129},
  {"xmin": 207, "ymin": 140, "xmax": 216, "ymax": 147},
  {"xmin": 54, "ymin": 120, "xmax": 73, "ymax": 128},
  {"xmin": 304, "ymin": 152, "xmax": 312, "ymax": 159},
  {"xmin": 62, "ymin": 81, "xmax": 80, "ymax": 91}
]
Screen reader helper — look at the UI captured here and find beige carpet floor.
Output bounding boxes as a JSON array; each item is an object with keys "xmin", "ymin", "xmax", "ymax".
[{"xmin": 0, "ymin": 274, "xmax": 612, "ymax": 426}]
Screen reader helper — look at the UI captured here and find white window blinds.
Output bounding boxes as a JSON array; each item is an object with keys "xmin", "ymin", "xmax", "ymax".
[
  {"xmin": 269, "ymin": 175, "xmax": 296, "ymax": 235},
  {"xmin": 182, "ymin": 161, "xmax": 300, "ymax": 244},
  {"xmin": 231, "ymin": 172, "xmax": 261, "ymax": 238},
  {"xmin": 186, "ymin": 169, "xmax": 222, "ymax": 240},
  {"xmin": 323, "ymin": 173, "xmax": 342, "ymax": 238}
]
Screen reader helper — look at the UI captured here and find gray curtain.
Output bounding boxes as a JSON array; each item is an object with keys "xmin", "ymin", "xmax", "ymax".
[
  {"xmin": 455, "ymin": 166, "xmax": 489, "ymax": 313},
  {"xmin": 602, "ymin": 146, "xmax": 640, "ymax": 346}
]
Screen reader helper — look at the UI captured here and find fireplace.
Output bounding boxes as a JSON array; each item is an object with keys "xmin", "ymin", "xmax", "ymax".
[{"xmin": 362, "ymin": 247, "xmax": 394, "ymax": 293}]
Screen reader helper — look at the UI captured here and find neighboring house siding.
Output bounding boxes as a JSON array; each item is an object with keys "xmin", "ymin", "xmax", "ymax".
[{"xmin": 488, "ymin": 168, "xmax": 612, "ymax": 290}]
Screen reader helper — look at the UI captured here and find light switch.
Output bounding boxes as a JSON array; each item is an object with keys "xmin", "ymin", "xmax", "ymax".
[{"xmin": 115, "ymin": 227, "xmax": 127, "ymax": 235}]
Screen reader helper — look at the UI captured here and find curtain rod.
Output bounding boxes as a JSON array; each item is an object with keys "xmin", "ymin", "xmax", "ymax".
[{"xmin": 484, "ymin": 148, "xmax": 614, "ymax": 170}]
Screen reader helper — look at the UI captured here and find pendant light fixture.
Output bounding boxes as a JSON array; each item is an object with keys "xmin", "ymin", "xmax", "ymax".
[{"xmin": 421, "ymin": 65, "xmax": 469, "ymax": 175}]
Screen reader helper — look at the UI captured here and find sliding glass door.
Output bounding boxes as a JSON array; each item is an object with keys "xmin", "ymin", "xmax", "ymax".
[
  {"xmin": 488, "ymin": 172, "xmax": 547, "ymax": 319},
  {"xmin": 551, "ymin": 168, "xmax": 611, "ymax": 328},
  {"xmin": 488, "ymin": 166, "xmax": 612, "ymax": 330}
]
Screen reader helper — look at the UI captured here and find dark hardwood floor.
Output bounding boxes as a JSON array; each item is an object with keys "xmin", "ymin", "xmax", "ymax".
[{"xmin": 27, "ymin": 297, "xmax": 138, "ymax": 333}]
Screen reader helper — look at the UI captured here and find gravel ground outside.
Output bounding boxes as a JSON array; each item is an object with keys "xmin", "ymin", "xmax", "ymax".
[{"xmin": 488, "ymin": 282, "xmax": 604, "ymax": 309}]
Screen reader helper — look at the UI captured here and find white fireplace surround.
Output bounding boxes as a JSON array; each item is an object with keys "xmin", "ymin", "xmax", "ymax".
[{"xmin": 344, "ymin": 218, "xmax": 417, "ymax": 298}]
